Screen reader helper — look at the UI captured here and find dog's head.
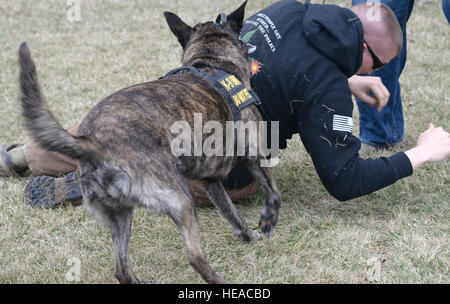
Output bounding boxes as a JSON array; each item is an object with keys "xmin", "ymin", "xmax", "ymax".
[{"xmin": 164, "ymin": 1, "xmax": 250, "ymax": 85}]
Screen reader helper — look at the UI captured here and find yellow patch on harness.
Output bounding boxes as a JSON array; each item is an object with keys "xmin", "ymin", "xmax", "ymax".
[
  {"xmin": 219, "ymin": 75, "xmax": 253, "ymax": 108},
  {"xmin": 232, "ymin": 88, "xmax": 252, "ymax": 107},
  {"xmin": 219, "ymin": 75, "xmax": 241, "ymax": 91}
]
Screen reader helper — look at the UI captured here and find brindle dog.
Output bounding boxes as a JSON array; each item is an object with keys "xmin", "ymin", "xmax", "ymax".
[{"xmin": 18, "ymin": 1, "xmax": 281, "ymax": 284}]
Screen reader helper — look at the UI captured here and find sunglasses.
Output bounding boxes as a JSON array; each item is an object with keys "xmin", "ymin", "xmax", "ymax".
[{"xmin": 364, "ymin": 40, "xmax": 387, "ymax": 70}]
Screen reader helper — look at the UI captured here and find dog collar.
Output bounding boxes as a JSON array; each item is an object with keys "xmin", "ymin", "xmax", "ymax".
[{"xmin": 160, "ymin": 66, "xmax": 261, "ymax": 121}]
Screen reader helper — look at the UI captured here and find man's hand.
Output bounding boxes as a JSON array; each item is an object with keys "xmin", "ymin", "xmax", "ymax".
[
  {"xmin": 348, "ymin": 75, "xmax": 390, "ymax": 112},
  {"xmin": 405, "ymin": 123, "xmax": 450, "ymax": 169}
]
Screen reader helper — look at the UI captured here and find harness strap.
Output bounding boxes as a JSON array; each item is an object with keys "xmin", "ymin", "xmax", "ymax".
[
  {"xmin": 160, "ymin": 66, "xmax": 261, "ymax": 121},
  {"xmin": 215, "ymin": 13, "xmax": 228, "ymax": 30}
]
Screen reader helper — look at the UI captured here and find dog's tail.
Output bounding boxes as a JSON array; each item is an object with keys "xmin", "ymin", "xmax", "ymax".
[{"xmin": 19, "ymin": 42, "xmax": 98, "ymax": 161}]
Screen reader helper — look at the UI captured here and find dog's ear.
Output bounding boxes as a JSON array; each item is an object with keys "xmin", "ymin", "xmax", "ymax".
[
  {"xmin": 164, "ymin": 12, "xmax": 194, "ymax": 49},
  {"xmin": 227, "ymin": 0, "xmax": 247, "ymax": 34}
]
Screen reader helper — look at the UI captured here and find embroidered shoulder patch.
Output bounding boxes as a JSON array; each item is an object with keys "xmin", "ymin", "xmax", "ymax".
[{"xmin": 333, "ymin": 115, "xmax": 353, "ymax": 133}]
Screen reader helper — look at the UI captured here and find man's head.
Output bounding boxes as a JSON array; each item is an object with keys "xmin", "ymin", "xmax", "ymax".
[{"xmin": 351, "ymin": 3, "xmax": 403, "ymax": 74}]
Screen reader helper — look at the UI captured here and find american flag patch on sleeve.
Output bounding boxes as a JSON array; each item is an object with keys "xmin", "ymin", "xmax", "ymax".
[{"xmin": 333, "ymin": 115, "xmax": 353, "ymax": 133}]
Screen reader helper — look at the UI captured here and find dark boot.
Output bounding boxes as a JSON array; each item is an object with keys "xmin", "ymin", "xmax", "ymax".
[
  {"xmin": 24, "ymin": 171, "xmax": 83, "ymax": 208},
  {"xmin": 0, "ymin": 144, "xmax": 28, "ymax": 177}
]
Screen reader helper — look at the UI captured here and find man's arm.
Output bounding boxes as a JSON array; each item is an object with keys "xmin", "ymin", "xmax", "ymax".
[
  {"xmin": 296, "ymin": 88, "xmax": 413, "ymax": 201},
  {"xmin": 347, "ymin": 76, "xmax": 450, "ymax": 169},
  {"xmin": 297, "ymin": 85, "xmax": 450, "ymax": 201}
]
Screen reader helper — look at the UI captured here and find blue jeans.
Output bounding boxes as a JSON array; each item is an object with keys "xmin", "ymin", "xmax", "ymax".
[
  {"xmin": 443, "ymin": 0, "xmax": 450, "ymax": 23},
  {"xmin": 352, "ymin": 0, "xmax": 415, "ymax": 148}
]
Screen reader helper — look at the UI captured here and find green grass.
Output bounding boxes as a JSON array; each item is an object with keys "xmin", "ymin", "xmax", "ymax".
[{"xmin": 0, "ymin": 0, "xmax": 448, "ymax": 283}]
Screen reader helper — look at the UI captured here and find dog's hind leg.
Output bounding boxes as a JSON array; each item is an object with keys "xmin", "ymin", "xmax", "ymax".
[
  {"xmin": 203, "ymin": 181, "xmax": 261, "ymax": 242},
  {"xmin": 168, "ymin": 188, "xmax": 229, "ymax": 284},
  {"xmin": 109, "ymin": 207, "xmax": 140, "ymax": 284},
  {"xmin": 86, "ymin": 200, "xmax": 139, "ymax": 284},
  {"xmin": 246, "ymin": 163, "xmax": 281, "ymax": 238}
]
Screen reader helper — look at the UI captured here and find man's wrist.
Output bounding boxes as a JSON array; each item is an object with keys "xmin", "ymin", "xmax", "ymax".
[{"xmin": 404, "ymin": 146, "xmax": 429, "ymax": 170}]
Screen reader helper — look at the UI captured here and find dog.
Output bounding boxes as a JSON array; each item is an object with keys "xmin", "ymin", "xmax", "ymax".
[{"xmin": 18, "ymin": 0, "xmax": 281, "ymax": 284}]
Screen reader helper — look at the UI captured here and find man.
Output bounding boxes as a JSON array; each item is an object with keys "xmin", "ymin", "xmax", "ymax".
[
  {"xmin": 1, "ymin": 0, "xmax": 449, "ymax": 207},
  {"xmin": 239, "ymin": 0, "xmax": 449, "ymax": 201}
]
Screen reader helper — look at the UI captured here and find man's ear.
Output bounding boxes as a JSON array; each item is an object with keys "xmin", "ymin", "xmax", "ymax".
[
  {"xmin": 227, "ymin": 0, "xmax": 247, "ymax": 34},
  {"xmin": 164, "ymin": 12, "xmax": 194, "ymax": 49}
]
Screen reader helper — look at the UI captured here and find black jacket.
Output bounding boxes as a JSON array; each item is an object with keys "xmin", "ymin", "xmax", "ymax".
[{"xmin": 241, "ymin": 0, "xmax": 412, "ymax": 201}]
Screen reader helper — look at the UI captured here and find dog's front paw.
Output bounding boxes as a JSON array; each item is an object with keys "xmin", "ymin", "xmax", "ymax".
[
  {"xmin": 238, "ymin": 229, "xmax": 262, "ymax": 243},
  {"xmin": 259, "ymin": 206, "xmax": 279, "ymax": 238},
  {"xmin": 248, "ymin": 229, "xmax": 262, "ymax": 242}
]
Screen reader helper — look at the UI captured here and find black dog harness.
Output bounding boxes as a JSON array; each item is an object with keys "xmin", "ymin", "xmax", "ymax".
[{"xmin": 160, "ymin": 66, "xmax": 261, "ymax": 121}]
